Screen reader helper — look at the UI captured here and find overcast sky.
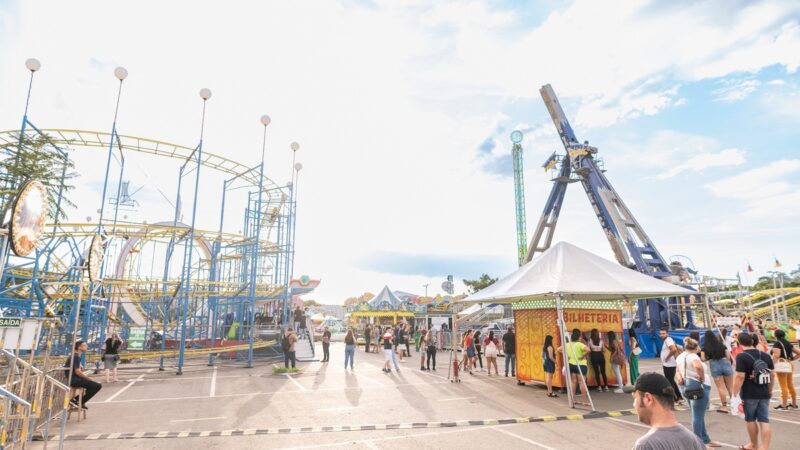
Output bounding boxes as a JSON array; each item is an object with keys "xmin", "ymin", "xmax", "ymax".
[{"xmin": 1, "ymin": 1, "xmax": 799, "ymax": 304}]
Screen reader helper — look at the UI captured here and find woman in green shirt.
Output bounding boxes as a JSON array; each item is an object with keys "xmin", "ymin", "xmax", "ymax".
[{"xmin": 558, "ymin": 328, "xmax": 589, "ymax": 405}]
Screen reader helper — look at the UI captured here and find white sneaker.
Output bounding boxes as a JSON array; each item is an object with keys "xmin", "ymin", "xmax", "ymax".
[{"xmin": 614, "ymin": 388, "xmax": 624, "ymax": 394}]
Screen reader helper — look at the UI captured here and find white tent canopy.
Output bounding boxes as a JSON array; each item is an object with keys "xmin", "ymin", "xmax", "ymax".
[
  {"xmin": 368, "ymin": 285, "xmax": 404, "ymax": 309},
  {"xmin": 460, "ymin": 241, "xmax": 696, "ymax": 304}
]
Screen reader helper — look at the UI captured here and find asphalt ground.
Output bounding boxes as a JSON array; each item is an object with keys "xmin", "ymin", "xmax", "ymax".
[{"xmin": 34, "ymin": 343, "xmax": 800, "ymax": 449}]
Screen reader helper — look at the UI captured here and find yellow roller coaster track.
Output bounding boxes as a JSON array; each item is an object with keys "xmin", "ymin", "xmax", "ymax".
[
  {"xmin": 0, "ymin": 128, "xmax": 288, "ymax": 203},
  {"xmin": 742, "ymin": 288, "xmax": 800, "ymax": 304}
]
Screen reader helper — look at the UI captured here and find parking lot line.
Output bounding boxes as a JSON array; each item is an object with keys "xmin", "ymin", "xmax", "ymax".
[
  {"xmin": 285, "ymin": 373, "xmax": 307, "ymax": 391},
  {"xmin": 492, "ymin": 427, "xmax": 558, "ymax": 450}
]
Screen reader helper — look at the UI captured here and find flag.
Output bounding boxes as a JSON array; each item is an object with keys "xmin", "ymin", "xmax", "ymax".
[
  {"xmin": 746, "ymin": 262, "xmax": 753, "ymax": 273},
  {"xmin": 774, "ymin": 257, "xmax": 782, "ymax": 268}
]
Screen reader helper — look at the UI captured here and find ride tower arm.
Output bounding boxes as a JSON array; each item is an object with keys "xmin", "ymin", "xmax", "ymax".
[
  {"xmin": 533, "ymin": 84, "xmax": 671, "ymax": 278},
  {"xmin": 524, "ymin": 156, "xmax": 570, "ymax": 263}
]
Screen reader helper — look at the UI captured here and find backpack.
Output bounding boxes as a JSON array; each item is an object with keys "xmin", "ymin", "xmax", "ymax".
[
  {"xmin": 743, "ymin": 351, "xmax": 771, "ymax": 385},
  {"xmin": 281, "ymin": 335, "xmax": 290, "ymax": 352}
]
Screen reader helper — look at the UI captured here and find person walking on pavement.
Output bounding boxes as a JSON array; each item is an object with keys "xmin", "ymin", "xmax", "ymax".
[
  {"xmin": 771, "ymin": 329, "xmax": 799, "ymax": 411},
  {"xmin": 732, "ymin": 333, "xmax": 774, "ymax": 450},
  {"xmin": 344, "ymin": 329, "xmax": 356, "ymax": 370},
  {"xmin": 465, "ymin": 330, "xmax": 476, "ymax": 375},
  {"xmin": 543, "ymin": 335, "xmax": 557, "ymax": 397},
  {"xmin": 676, "ymin": 338, "xmax": 721, "ymax": 447},
  {"xmin": 64, "ymin": 340, "xmax": 102, "ymax": 408},
  {"xmin": 404, "ymin": 323, "xmax": 412, "ymax": 357},
  {"xmin": 608, "ymin": 330, "xmax": 626, "ymax": 393},
  {"xmin": 473, "ymin": 330, "xmax": 484, "ymax": 372},
  {"xmin": 293, "ymin": 306, "xmax": 303, "ymax": 339},
  {"xmin": 426, "ymin": 328, "xmax": 437, "ymax": 371},
  {"xmin": 321, "ymin": 326, "xmax": 331, "ymax": 362},
  {"xmin": 502, "ymin": 326, "xmax": 516, "ymax": 377},
  {"xmin": 373, "ymin": 325, "xmax": 382, "ymax": 353},
  {"xmin": 589, "ymin": 328, "xmax": 609, "ymax": 391},
  {"xmin": 628, "ymin": 329, "xmax": 641, "ymax": 385},
  {"xmin": 284, "ymin": 328, "xmax": 298, "ymax": 368},
  {"xmin": 483, "ymin": 331, "xmax": 500, "ymax": 376},
  {"xmin": 102, "ymin": 332, "xmax": 123, "ymax": 383},
  {"xmin": 659, "ymin": 327, "xmax": 684, "ymax": 405},
  {"xmin": 701, "ymin": 329, "xmax": 733, "ymax": 413},
  {"xmin": 631, "ymin": 372, "xmax": 705, "ymax": 450},
  {"xmin": 382, "ymin": 327, "xmax": 397, "ymax": 373},
  {"xmin": 419, "ymin": 328, "xmax": 428, "ymax": 370},
  {"xmin": 558, "ymin": 328, "xmax": 590, "ymax": 405},
  {"xmin": 364, "ymin": 324, "xmax": 372, "ymax": 353}
]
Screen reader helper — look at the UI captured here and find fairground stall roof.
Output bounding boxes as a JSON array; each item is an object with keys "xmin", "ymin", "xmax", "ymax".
[{"xmin": 460, "ymin": 242, "xmax": 696, "ymax": 304}]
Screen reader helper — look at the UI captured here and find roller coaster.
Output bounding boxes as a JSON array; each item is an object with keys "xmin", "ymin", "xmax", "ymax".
[{"xmin": 0, "ymin": 61, "xmax": 302, "ymax": 373}]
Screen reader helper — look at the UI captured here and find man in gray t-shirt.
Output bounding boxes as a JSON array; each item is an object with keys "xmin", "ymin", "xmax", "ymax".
[{"xmin": 632, "ymin": 373, "xmax": 704, "ymax": 450}]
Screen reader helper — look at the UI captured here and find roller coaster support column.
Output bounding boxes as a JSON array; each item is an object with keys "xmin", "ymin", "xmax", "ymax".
[
  {"xmin": 244, "ymin": 115, "xmax": 272, "ymax": 368},
  {"xmin": 94, "ymin": 67, "xmax": 127, "ymax": 351},
  {"xmin": 176, "ymin": 88, "xmax": 211, "ymax": 375}
]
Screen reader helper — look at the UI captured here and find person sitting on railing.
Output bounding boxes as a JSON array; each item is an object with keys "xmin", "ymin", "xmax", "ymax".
[{"xmin": 64, "ymin": 340, "xmax": 102, "ymax": 409}]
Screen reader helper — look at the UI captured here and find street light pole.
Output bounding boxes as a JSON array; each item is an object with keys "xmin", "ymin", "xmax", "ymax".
[{"xmin": 423, "ymin": 283, "xmax": 429, "ymax": 298}]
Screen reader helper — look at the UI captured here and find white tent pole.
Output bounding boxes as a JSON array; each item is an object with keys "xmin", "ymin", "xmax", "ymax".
[
  {"xmin": 556, "ymin": 294, "xmax": 574, "ymax": 408},
  {"xmin": 557, "ymin": 293, "xmax": 595, "ymax": 412}
]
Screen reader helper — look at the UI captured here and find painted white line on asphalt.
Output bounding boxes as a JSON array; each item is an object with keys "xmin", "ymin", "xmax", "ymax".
[
  {"xmin": 770, "ymin": 416, "xmax": 800, "ymax": 425},
  {"xmin": 317, "ymin": 406, "xmax": 362, "ymax": 412},
  {"xmin": 210, "ymin": 367, "xmax": 217, "ymax": 397},
  {"xmin": 275, "ymin": 423, "xmax": 517, "ymax": 450},
  {"xmin": 96, "ymin": 378, "xmax": 453, "ymax": 404},
  {"xmin": 104, "ymin": 368, "xmax": 153, "ymax": 402},
  {"xmin": 606, "ymin": 418, "xmax": 738, "ymax": 449},
  {"xmin": 285, "ymin": 373, "xmax": 307, "ymax": 392},
  {"xmin": 170, "ymin": 416, "xmax": 226, "ymax": 423},
  {"xmin": 492, "ymin": 427, "xmax": 558, "ymax": 450},
  {"xmin": 437, "ymin": 396, "xmax": 475, "ymax": 402}
]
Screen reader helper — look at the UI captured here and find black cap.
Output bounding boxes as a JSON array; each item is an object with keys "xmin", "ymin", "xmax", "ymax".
[{"xmin": 634, "ymin": 372, "xmax": 675, "ymax": 399}]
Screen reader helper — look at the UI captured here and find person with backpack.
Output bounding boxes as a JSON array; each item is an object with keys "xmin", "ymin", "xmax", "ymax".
[
  {"xmin": 321, "ymin": 326, "xmax": 331, "ymax": 362},
  {"xmin": 771, "ymin": 329, "xmax": 799, "ymax": 411},
  {"xmin": 283, "ymin": 328, "xmax": 298, "ymax": 368},
  {"xmin": 732, "ymin": 333, "xmax": 774, "ymax": 450}
]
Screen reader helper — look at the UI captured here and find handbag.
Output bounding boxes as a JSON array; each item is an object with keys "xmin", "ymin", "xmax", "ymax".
[
  {"xmin": 683, "ymin": 356, "xmax": 705, "ymax": 400},
  {"xmin": 632, "ymin": 346, "xmax": 642, "ymax": 356},
  {"xmin": 774, "ymin": 341, "xmax": 792, "ymax": 374}
]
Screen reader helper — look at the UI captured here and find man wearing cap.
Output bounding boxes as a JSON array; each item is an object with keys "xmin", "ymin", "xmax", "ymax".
[{"xmin": 632, "ymin": 372, "xmax": 704, "ymax": 450}]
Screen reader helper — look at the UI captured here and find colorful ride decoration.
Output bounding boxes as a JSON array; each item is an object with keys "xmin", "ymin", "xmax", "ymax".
[{"xmin": 347, "ymin": 286, "xmax": 415, "ymax": 324}]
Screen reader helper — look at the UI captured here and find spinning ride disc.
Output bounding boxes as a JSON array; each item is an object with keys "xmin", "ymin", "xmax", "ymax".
[
  {"xmin": 8, "ymin": 180, "xmax": 47, "ymax": 257},
  {"xmin": 87, "ymin": 234, "xmax": 104, "ymax": 283}
]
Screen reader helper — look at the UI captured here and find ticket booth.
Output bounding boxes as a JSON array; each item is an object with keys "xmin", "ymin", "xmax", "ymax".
[{"xmin": 514, "ymin": 299, "xmax": 625, "ymax": 388}]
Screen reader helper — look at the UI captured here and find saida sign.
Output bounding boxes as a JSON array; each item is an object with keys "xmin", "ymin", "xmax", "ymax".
[{"xmin": 0, "ymin": 318, "xmax": 22, "ymax": 328}]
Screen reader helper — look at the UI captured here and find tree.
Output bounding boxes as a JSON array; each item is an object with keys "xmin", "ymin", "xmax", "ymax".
[
  {"xmin": 0, "ymin": 135, "xmax": 77, "ymax": 223},
  {"xmin": 463, "ymin": 274, "xmax": 498, "ymax": 294},
  {"xmin": 303, "ymin": 299, "xmax": 320, "ymax": 308}
]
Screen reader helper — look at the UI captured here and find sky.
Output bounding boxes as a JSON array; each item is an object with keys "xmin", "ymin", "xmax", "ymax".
[{"xmin": 1, "ymin": 0, "xmax": 799, "ymax": 304}]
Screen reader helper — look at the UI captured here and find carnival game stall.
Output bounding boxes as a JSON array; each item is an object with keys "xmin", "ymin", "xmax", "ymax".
[
  {"xmin": 460, "ymin": 242, "xmax": 696, "ymax": 410},
  {"xmin": 347, "ymin": 286, "xmax": 415, "ymax": 335}
]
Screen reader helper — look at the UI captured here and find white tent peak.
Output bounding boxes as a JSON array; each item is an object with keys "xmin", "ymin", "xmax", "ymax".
[
  {"xmin": 461, "ymin": 241, "xmax": 696, "ymax": 303},
  {"xmin": 368, "ymin": 285, "xmax": 404, "ymax": 308}
]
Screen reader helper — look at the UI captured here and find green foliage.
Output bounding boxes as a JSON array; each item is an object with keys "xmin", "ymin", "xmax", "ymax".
[
  {"xmin": 272, "ymin": 366, "xmax": 300, "ymax": 375},
  {"xmin": 751, "ymin": 266, "xmax": 800, "ymax": 291},
  {"xmin": 0, "ymin": 135, "xmax": 77, "ymax": 223},
  {"xmin": 463, "ymin": 273, "xmax": 498, "ymax": 294}
]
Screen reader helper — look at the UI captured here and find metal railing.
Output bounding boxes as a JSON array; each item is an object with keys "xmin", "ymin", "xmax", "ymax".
[{"xmin": 0, "ymin": 349, "xmax": 69, "ymax": 449}]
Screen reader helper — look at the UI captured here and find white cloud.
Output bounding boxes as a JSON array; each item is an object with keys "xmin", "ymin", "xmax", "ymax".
[
  {"xmin": 713, "ymin": 79, "xmax": 760, "ymax": 102},
  {"xmin": 657, "ymin": 148, "xmax": 746, "ymax": 179},
  {"xmin": 705, "ymin": 160, "xmax": 800, "ymax": 217},
  {"xmin": 2, "ymin": 1, "xmax": 799, "ymax": 302}
]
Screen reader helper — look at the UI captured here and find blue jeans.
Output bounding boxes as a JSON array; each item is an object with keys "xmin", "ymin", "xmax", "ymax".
[
  {"xmin": 344, "ymin": 344, "xmax": 355, "ymax": 369},
  {"xmin": 685, "ymin": 379, "xmax": 711, "ymax": 443},
  {"xmin": 505, "ymin": 353, "xmax": 516, "ymax": 375}
]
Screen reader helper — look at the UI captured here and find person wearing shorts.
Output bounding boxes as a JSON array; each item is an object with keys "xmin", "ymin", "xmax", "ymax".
[
  {"xmin": 382, "ymin": 329, "xmax": 395, "ymax": 373},
  {"xmin": 733, "ymin": 333, "xmax": 774, "ymax": 450},
  {"xmin": 559, "ymin": 329, "xmax": 589, "ymax": 404}
]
